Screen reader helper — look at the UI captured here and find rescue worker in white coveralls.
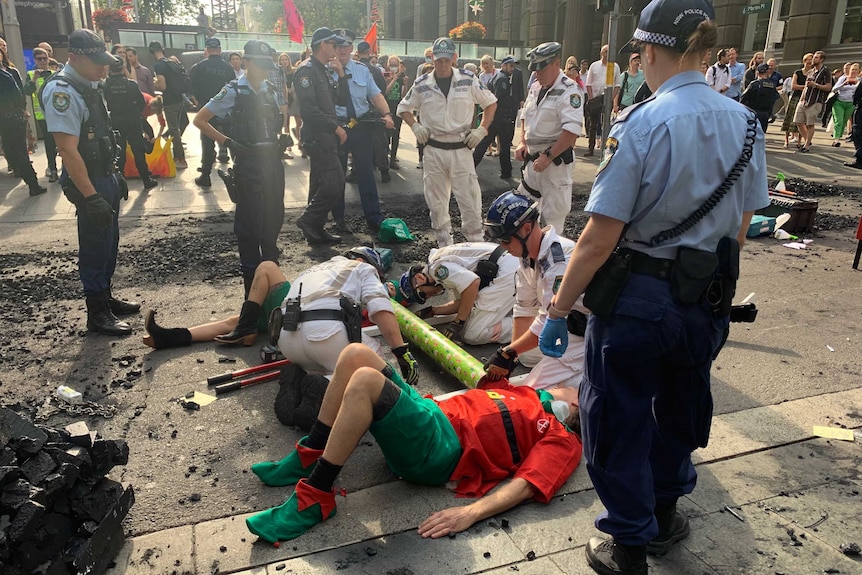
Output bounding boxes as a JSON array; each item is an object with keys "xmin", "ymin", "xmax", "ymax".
[
  {"xmin": 482, "ymin": 191, "xmax": 587, "ymax": 391},
  {"xmin": 398, "ymin": 242, "xmax": 518, "ymax": 345},
  {"xmin": 516, "ymin": 42, "xmax": 583, "ymax": 234},
  {"xmin": 397, "ymin": 37, "xmax": 498, "ymax": 247}
]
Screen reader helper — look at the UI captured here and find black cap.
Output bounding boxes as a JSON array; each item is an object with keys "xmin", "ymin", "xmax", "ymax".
[
  {"xmin": 242, "ymin": 40, "xmax": 276, "ymax": 70},
  {"xmin": 357, "ymin": 41, "xmax": 371, "ymax": 53},
  {"xmin": 756, "ymin": 62, "xmax": 769, "ymax": 73},
  {"xmin": 500, "ymin": 55, "xmax": 519, "ymax": 65},
  {"xmin": 205, "ymin": 37, "xmax": 221, "ymax": 49},
  {"xmin": 526, "ymin": 42, "xmax": 562, "ymax": 71},
  {"xmin": 68, "ymin": 29, "xmax": 118, "ymax": 66},
  {"xmin": 109, "ymin": 57, "xmax": 125, "ymax": 74},
  {"xmin": 311, "ymin": 27, "xmax": 344, "ymax": 46},
  {"xmin": 621, "ymin": 0, "xmax": 715, "ymax": 54}
]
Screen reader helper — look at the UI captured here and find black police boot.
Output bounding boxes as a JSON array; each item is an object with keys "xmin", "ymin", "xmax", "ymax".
[
  {"xmin": 107, "ymin": 284, "xmax": 141, "ymax": 316},
  {"xmin": 380, "ymin": 170, "xmax": 391, "ymax": 183},
  {"xmin": 194, "ymin": 173, "xmax": 211, "ymax": 187},
  {"xmin": 86, "ymin": 292, "xmax": 132, "ymax": 336},
  {"xmin": 296, "ymin": 216, "xmax": 341, "ymax": 245},
  {"xmin": 29, "ymin": 183, "xmax": 48, "ymax": 196},
  {"xmin": 585, "ymin": 537, "xmax": 647, "ymax": 575},
  {"xmin": 143, "ymin": 310, "xmax": 192, "ymax": 349},
  {"xmin": 214, "ymin": 301, "xmax": 261, "ymax": 345},
  {"xmin": 345, "ymin": 170, "xmax": 357, "ymax": 183},
  {"xmin": 143, "ymin": 176, "xmax": 158, "ymax": 190},
  {"xmin": 243, "ymin": 272, "xmax": 255, "ymax": 300},
  {"xmin": 647, "ymin": 501, "xmax": 690, "ymax": 556}
]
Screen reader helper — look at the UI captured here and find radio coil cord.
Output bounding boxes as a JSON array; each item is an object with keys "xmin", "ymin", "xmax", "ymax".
[{"xmin": 648, "ymin": 114, "xmax": 758, "ymax": 247}]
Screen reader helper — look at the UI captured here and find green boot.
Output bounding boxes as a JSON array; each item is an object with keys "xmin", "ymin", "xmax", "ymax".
[
  {"xmin": 251, "ymin": 437, "xmax": 322, "ymax": 487},
  {"xmin": 246, "ymin": 479, "xmax": 336, "ymax": 543}
]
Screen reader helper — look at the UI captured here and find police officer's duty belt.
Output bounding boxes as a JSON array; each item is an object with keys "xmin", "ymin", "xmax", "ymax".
[
  {"xmin": 619, "ymin": 248, "xmax": 674, "ymax": 281},
  {"xmin": 426, "ymin": 139, "xmax": 468, "ymax": 150},
  {"xmin": 284, "ymin": 309, "xmax": 345, "ymax": 326}
]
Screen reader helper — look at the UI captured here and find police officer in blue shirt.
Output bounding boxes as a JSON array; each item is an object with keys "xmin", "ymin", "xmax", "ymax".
[
  {"xmin": 42, "ymin": 29, "xmax": 140, "ymax": 336},
  {"xmin": 193, "ymin": 39, "xmax": 285, "ymax": 298},
  {"xmin": 329, "ymin": 29, "xmax": 394, "ymax": 233},
  {"xmin": 537, "ymin": 1, "xmax": 770, "ymax": 573}
]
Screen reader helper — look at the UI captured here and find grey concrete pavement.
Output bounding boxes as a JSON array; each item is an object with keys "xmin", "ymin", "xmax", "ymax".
[{"xmin": 2, "ymin": 114, "xmax": 861, "ymax": 575}]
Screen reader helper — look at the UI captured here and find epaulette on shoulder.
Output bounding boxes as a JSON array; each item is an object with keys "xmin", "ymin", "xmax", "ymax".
[
  {"xmin": 459, "ymin": 68, "xmax": 475, "ymax": 77},
  {"xmin": 614, "ymin": 94, "xmax": 656, "ymax": 123},
  {"xmin": 561, "ymin": 75, "xmax": 572, "ymax": 86}
]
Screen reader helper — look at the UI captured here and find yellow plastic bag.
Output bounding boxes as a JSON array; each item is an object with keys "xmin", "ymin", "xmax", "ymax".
[{"xmin": 148, "ymin": 136, "xmax": 176, "ymax": 178}]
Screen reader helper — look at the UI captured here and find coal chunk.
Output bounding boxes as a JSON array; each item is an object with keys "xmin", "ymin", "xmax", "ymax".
[
  {"xmin": 0, "ymin": 466, "xmax": 21, "ymax": 487},
  {"xmin": 2, "ymin": 479, "xmax": 46, "ymax": 510},
  {"xmin": 0, "ymin": 447, "xmax": 16, "ymax": 467},
  {"xmin": 9, "ymin": 499, "xmax": 46, "ymax": 543},
  {"xmin": 69, "ymin": 486, "xmax": 134, "ymax": 575},
  {"xmin": 0, "ymin": 408, "xmax": 48, "ymax": 455},
  {"xmin": 70, "ymin": 478, "xmax": 124, "ymax": 522},
  {"xmin": 90, "ymin": 439, "xmax": 129, "ymax": 476},
  {"xmin": 840, "ymin": 542, "xmax": 861, "ymax": 556},
  {"xmin": 20, "ymin": 451, "xmax": 56, "ymax": 485},
  {"xmin": 64, "ymin": 422, "xmax": 93, "ymax": 449}
]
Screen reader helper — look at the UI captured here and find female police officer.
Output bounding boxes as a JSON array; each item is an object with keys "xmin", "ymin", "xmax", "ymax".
[{"xmin": 537, "ymin": 1, "xmax": 769, "ymax": 573}]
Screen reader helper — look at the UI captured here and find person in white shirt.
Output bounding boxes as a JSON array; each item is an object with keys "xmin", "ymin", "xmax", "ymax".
[
  {"xmin": 584, "ymin": 45, "xmax": 621, "ymax": 156},
  {"xmin": 705, "ymin": 48, "xmax": 732, "ymax": 94}
]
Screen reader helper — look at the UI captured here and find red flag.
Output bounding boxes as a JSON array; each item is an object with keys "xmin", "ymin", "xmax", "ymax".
[
  {"xmin": 364, "ymin": 22, "xmax": 378, "ymax": 54},
  {"xmin": 282, "ymin": 0, "xmax": 304, "ymax": 44}
]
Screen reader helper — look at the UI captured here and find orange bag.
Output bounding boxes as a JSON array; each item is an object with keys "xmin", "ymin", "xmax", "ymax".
[{"xmin": 147, "ymin": 137, "xmax": 177, "ymax": 178}]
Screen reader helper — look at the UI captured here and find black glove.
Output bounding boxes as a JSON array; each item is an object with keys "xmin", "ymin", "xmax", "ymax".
[
  {"xmin": 484, "ymin": 346, "xmax": 518, "ymax": 381},
  {"xmin": 83, "ymin": 194, "xmax": 114, "ymax": 229},
  {"xmin": 225, "ymin": 138, "xmax": 252, "ymax": 156},
  {"xmin": 417, "ymin": 306, "xmax": 435, "ymax": 320},
  {"xmin": 392, "ymin": 344, "xmax": 419, "ymax": 386},
  {"xmin": 441, "ymin": 319, "xmax": 464, "ymax": 341},
  {"xmin": 116, "ymin": 174, "xmax": 129, "ymax": 201}
]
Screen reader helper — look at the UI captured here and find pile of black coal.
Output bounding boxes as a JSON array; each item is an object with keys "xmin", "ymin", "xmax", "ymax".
[{"xmin": 0, "ymin": 408, "xmax": 134, "ymax": 575}]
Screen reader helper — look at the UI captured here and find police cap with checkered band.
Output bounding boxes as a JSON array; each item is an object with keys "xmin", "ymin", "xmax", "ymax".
[{"xmin": 621, "ymin": 0, "xmax": 714, "ymax": 54}]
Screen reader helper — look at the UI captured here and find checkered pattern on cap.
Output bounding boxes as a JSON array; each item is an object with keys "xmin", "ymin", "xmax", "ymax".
[{"xmin": 632, "ymin": 28, "xmax": 677, "ymax": 48}]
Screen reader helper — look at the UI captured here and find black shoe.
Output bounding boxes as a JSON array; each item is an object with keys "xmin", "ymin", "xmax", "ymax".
[
  {"xmin": 29, "ymin": 184, "xmax": 48, "ymax": 196},
  {"xmin": 585, "ymin": 537, "xmax": 647, "ymax": 575},
  {"xmin": 143, "ymin": 177, "xmax": 159, "ymax": 190},
  {"xmin": 107, "ymin": 286, "xmax": 141, "ymax": 315},
  {"xmin": 214, "ymin": 301, "xmax": 261, "ymax": 345},
  {"xmin": 86, "ymin": 293, "xmax": 132, "ymax": 336},
  {"xmin": 389, "ymin": 157, "xmax": 400, "ymax": 170},
  {"xmin": 194, "ymin": 174, "xmax": 212, "ymax": 187},
  {"xmin": 345, "ymin": 171, "xmax": 357, "ymax": 184},
  {"xmin": 217, "ymin": 154, "xmax": 229, "ymax": 163},
  {"xmin": 296, "ymin": 217, "xmax": 342, "ymax": 245},
  {"xmin": 143, "ymin": 310, "xmax": 192, "ymax": 349},
  {"xmin": 367, "ymin": 220, "xmax": 382, "ymax": 234},
  {"xmin": 844, "ymin": 161, "xmax": 862, "ymax": 169},
  {"xmin": 273, "ymin": 363, "xmax": 308, "ymax": 426},
  {"xmin": 500, "ymin": 173, "xmax": 512, "ymax": 180},
  {"xmin": 381, "ymin": 171, "xmax": 391, "ymax": 183},
  {"xmin": 647, "ymin": 511, "xmax": 690, "ymax": 556},
  {"xmin": 333, "ymin": 220, "xmax": 353, "ymax": 234},
  {"xmin": 48, "ymin": 169, "xmax": 59, "ymax": 183}
]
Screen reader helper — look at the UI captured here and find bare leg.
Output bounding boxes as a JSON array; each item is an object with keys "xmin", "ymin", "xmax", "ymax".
[
  {"xmin": 805, "ymin": 123, "xmax": 815, "ymax": 147},
  {"xmin": 248, "ymin": 260, "xmax": 285, "ymax": 304},
  {"xmin": 189, "ymin": 316, "xmax": 239, "ymax": 342},
  {"xmin": 317, "ymin": 343, "xmax": 387, "ymax": 427},
  {"xmin": 796, "ymin": 123, "xmax": 808, "ymax": 147}
]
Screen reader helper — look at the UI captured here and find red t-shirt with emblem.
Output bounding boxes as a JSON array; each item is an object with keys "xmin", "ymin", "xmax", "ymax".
[{"xmin": 436, "ymin": 380, "xmax": 582, "ymax": 503}]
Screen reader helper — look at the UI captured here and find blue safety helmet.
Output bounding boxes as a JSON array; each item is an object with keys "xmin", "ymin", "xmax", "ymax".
[
  {"xmin": 399, "ymin": 265, "xmax": 428, "ymax": 305},
  {"xmin": 484, "ymin": 191, "xmax": 539, "ymax": 241},
  {"xmin": 345, "ymin": 246, "xmax": 385, "ymax": 279}
]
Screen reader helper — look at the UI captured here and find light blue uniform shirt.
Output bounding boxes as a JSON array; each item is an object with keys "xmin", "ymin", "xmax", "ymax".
[
  {"xmin": 726, "ymin": 61, "xmax": 746, "ymax": 99},
  {"xmin": 331, "ymin": 60, "xmax": 380, "ymax": 120},
  {"xmin": 41, "ymin": 65, "xmax": 97, "ymax": 136},
  {"xmin": 203, "ymin": 74, "xmax": 270, "ymax": 119},
  {"xmin": 587, "ymin": 71, "xmax": 770, "ymax": 260}
]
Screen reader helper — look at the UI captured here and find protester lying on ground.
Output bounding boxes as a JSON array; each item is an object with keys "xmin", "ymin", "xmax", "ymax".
[
  {"xmin": 143, "ymin": 249, "xmax": 418, "ymax": 381},
  {"xmin": 398, "ymin": 242, "xmax": 518, "ymax": 344},
  {"xmin": 245, "ymin": 343, "xmax": 582, "ymax": 543}
]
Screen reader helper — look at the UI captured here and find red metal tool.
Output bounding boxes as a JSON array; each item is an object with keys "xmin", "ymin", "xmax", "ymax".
[
  {"xmin": 207, "ymin": 358, "xmax": 292, "ymax": 386},
  {"xmin": 213, "ymin": 369, "xmax": 282, "ymax": 395}
]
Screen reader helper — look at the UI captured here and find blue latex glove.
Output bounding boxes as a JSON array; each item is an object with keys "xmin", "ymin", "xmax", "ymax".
[{"xmin": 539, "ymin": 317, "xmax": 569, "ymax": 358}]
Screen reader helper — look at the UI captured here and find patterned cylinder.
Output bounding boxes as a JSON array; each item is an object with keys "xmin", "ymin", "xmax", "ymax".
[{"xmin": 392, "ymin": 304, "xmax": 484, "ymax": 389}]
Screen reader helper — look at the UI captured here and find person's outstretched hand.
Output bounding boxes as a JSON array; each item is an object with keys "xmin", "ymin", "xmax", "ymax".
[{"xmin": 418, "ymin": 505, "xmax": 476, "ymax": 538}]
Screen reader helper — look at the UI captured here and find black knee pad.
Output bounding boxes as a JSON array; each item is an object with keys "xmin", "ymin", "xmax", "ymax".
[
  {"xmin": 273, "ymin": 364, "xmax": 307, "ymax": 426},
  {"xmin": 372, "ymin": 379, "xmax": 401, "ymax": 422},
  {"xmin": 293, "ymin": 374, "xmax": 329, "ymax": 432}
]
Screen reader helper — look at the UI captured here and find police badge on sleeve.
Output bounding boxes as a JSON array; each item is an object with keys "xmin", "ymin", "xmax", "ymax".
[{"xmin": 52, "ymin": 92, "xmax": 70, "ymax": 112}]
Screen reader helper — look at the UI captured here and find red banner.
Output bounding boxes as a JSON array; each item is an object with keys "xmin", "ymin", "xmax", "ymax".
[
  {"xmin": 282, "ymin": 0, "xmax": 305, "ymax": 44},
  {"xmin": 364, "ymin": 21, "xmax": 378, "ymax": 54}
]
